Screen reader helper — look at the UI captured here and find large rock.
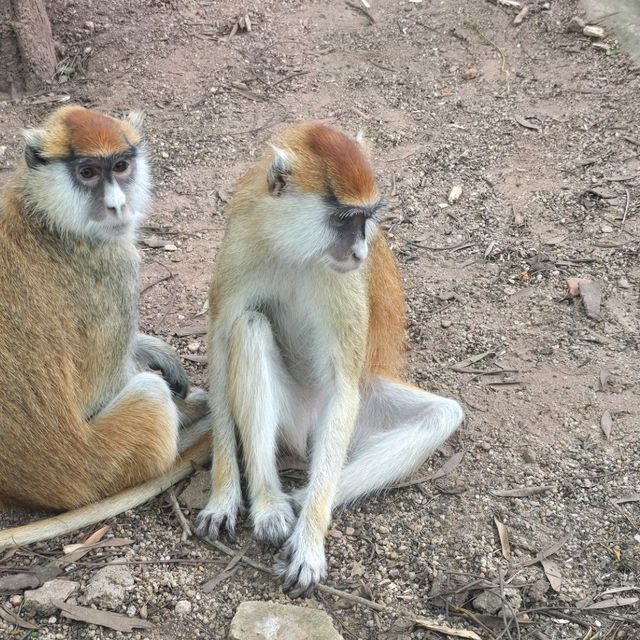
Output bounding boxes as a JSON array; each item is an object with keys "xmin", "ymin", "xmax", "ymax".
[
  {"xmin": 82, "ymin": 564, "xmax": 134, "ymax": 609},
  {"xmin": 229, "ymin": 601, "xmax": 343, "ymax": 640},
  {"xmin": 23, "ymin": 579, "xmax": 79, "ymax": 616}
]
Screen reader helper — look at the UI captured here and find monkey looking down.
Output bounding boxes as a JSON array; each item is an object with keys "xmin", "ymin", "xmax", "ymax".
[
  {"xmin": 0, "ymin": 105, "xmax": 209, "ymax": 512},
  {"xmin": 197, "ymin": 122, "xmax": 464, "ymax": 597}
]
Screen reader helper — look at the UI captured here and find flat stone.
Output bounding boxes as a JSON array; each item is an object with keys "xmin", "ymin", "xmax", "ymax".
[
  {"xmin": 23, "ymin": 579, "xmax": 79, "ymax": 616},
  {"xmin": 229, "ymin": 601, "xmax": 343, "ymax": 640},
  {"xmin": 472, "ymin": 590, "xmax": 503, "ymax": 615},
  {"xmin": 179, "ymin": 470, "xmax": 211, "ymax": 509},
  {"xmin": 82, "ymin": 564, "xmax": 134, "ymax": 609}
]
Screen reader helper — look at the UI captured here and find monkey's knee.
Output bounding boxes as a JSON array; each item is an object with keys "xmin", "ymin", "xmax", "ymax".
[
  {"xmin": 175, "ymin": 387, "xmax": 210, "ymax": 428},
  {"xmin": 438, "ymin": 397, "xmax": 464, "ymax": 436},
  {"xmin": 92, "ymin": 372, "xmax": 180, "ymax": 471},
  {"xmin": 231, "ymin": 311, "xmax": 274, "ymax": 344}
]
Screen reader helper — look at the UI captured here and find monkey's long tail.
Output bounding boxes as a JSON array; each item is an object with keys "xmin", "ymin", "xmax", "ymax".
[{"xmin": 0, "ymin": 435, "xmax": 210, "ymax": 553}]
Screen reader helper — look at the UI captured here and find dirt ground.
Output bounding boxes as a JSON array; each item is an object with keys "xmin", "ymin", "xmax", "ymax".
[{"xmin": 1, "ymin": 0, "xmax": 639, "ymax": 638}]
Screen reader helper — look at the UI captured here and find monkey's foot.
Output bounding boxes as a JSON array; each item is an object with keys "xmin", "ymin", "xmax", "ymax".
[
  {"xmin": 252, "ymin": 497, "xmax": 296, "ymax": 548},
  {"xmin": 274, "ymin": 532, "xmax": 327, "ymax": 599},
  {"xmin": 176, "ymin": 387, "xmax": 210, "ymax": 428},
  {"xmin": 196, "ymin": 500, "xmax": 242, "ymax": 543}
]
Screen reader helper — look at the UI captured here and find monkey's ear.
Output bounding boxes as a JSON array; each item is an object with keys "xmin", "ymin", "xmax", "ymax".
[
  {"xmin": 22, "ymin": 128, "xmax": 47, "ymax": 169},
  {"xmin": 126, "ymin": 110, "xmax": 145, "ymax": 131},
  {"xmin": 266, "ymin": 145, "xmax": 291, "ymax": 196}
]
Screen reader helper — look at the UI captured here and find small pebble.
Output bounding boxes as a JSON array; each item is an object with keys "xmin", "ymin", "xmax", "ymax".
[
  {"xmin": 441, "ymin": 319, "xmax": 452, "ymax": 328},
  {"xmin": 187, "ymin": 342, "xmax": 200, "ymax": 353},
  {"xmin": 175, "ymin": 600, "xmax": 192, "ymax": 616},
  {"xmin": 164, "ymin": 244, "xmax": 178, "ymax": 251}
]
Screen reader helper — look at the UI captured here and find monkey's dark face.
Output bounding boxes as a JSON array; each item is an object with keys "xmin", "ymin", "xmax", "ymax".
[
  {"xmin": 324, "ymin": 197, "xmax": 383, "ymax": 273},
  {"xmin": 67, "ymin": 151, "xmax": 139, "ymax": 236}
]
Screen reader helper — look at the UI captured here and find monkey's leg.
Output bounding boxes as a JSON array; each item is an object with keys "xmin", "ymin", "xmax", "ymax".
[
  {"xmin": 333, "ymin": 377, "xmax": 463, "ymax": 506},
  {"xmin": 226, "ymin": 311, "xmax": 296, "ymax": 546},
  {"xmin": 275, "ymin": 382, "xmax": 359, "ymax": 598},
  {"xmin": 196, "ymin": 333, "xmax": 243, "ymax": 542},
  {"xmin": 134, "ymin": 333, "xmax": 190, "ymax": 398}
]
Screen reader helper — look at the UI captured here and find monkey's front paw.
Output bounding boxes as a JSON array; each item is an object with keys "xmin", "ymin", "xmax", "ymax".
[
  {"xmin": 252, "ymin": 498, "xmax": 296, "ymax": 548},
  {"xmin": 196, "ymin": 501, "xmax": 241, "ymax": 543},
  {"xmin": 274, "ymin": 535, "xmax": 327, "ymax": 598}
]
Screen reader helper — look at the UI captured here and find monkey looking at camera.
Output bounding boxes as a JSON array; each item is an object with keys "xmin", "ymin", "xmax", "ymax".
[
  {"xmin": 197, "ymin": 122, "xmax": 464, "ymax": 597},
  {"xmin": 0, "ymin": 105, "xmax": 209, "ymax": 513}
]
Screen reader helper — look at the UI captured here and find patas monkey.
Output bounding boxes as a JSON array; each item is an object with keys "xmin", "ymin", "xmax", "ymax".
[
  {"xmin": 197, "ymin": 122, "xmax": 464, "ymax": 597},
  {"xmin": 0, "ymin": 105, "xmax": 209, "ymax": 515}
]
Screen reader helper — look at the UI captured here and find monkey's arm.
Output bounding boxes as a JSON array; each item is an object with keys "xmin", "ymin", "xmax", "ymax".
[
  {"xmin": 276, "ymin": 379, "xmax": 360, "ymax": 597},
  {"xmin": 134, "ymin": 333, "xmax": 190, "ymax": 398},
  {"xmin": 0, "ymin": 434, "xmax": 210, "ymax": 552}
]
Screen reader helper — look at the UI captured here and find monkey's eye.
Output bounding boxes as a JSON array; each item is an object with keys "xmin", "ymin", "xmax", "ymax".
[
  {"xmin": 113, "ymin": 160, "xmax": 129, "ymax": 173},
  {"xmin": 79, "ymin": 166, "xmax": 98, "ymax": 180}
]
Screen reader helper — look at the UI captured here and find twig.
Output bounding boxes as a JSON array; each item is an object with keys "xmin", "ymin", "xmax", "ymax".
[
  {"xmin": 268, "ymin": 70, "xmax": 309, "ymax": 88},
  {"xmin": 140, "ymin": 273, "xmax": 173, "ymax": 296},
  {"xmin": 449, "ymin": 604, "xmax": 498, "ymax": 640},
  {"xmin": 166, "ymin": 488, "xmax": 192, "ymax": 542},
  {"xmin": 621, "ymin": 188, "xmax": 631, "ymax": 225},
  {"xmin": 345, "ymin": 0, "xmax": 375, "ymax": 24},
  {"xmin": 470, "ymin": 25, "xmax": 509, "ymax": 93}
]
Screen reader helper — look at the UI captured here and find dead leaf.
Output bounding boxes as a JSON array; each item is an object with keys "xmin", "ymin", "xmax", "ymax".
[
  {"xmin": 448, "ymin": 185, "xmax": 463, "ymax": 204},
  {"xmin": 579, "ymin": 280, "xmax": 602, "ymax": 320},
  {"xmin": 395, "ymin": 450, "xmax": 465, "ymax": 488},
  {"xmin": 613, "ymin": 493, "xmax": 640, "ymax": 504},
  {"xmin": 599, "ymin": 367, "xmax": 610, "ymax": 391},
  {"xmin": 179, "ymin": 470, "xmax": 211, "ymax": 510},
  {"xmin": 581, "ymin": 597, "xmax": 639, "ymax": 610},
  {"xmin": 431, "ymin": 451, "xmax": 465, "ymax": 480},
  {"xmin": 81, "ymin": 524, "xmax": 110, "ymax": 546},
  {"xmin": 515, "ymin": 115, "xmax": 541, "ymax": 131},
  {"xmin": 201, "ymin": 565, "xmax": 239, "ymax": 593},
  {"xmin": 55, "ymin": 600, "xmax": 153, "ymax": 632},
  {"xmin": 140, "ymin": 237, "xmax": 169, "ymax": 248},
  {"xmin": 566, "ymin": 277, "xmax": 591, "ymax": 297},
  {"xmin": 494, "ymin": 517, "xmax": 512, "ymax": 560},
  {"xmin": 413, "ymin": 615, "xmax": 482, "ymax": 640},
  {"xmin": 490, "ymin": 485, "xmax": 554, "ymax": 498},
  {"xmin": 63, "ymin": 538, "xmax": 133, "ymax": 560},
  {"xmin": 541, "ymin": 558, "xmax": 562, "ymax": 592},
  {"xmin": 0, "ymin": 572, "xmax": 40, "ymax": 594},
  {"xmin": 600, "ymin": 586, "xmax": 639, "ymax": 597},
  {"xmin": 519, "ymin": 535, "xmax": 570, "ymax": 568},
  {"xmin": 0, "ymin": 605, "xmax": 39, "ymax": 630},
  {"xmin": 601, "ymin": 410, "xmax": 613, "ymax": 440},
  {"xmin": 350, "ymin": 561, "xmax": 366, "ymax": 578}
]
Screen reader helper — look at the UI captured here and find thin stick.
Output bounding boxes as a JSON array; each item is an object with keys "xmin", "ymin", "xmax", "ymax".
[
  {"xmin": 166, "ymin": 488, "xmax": 192, "ymax": 542},
  {"xmin": 140, "ymin": 273, "xmax": 173, "ymax": 295},
  {"xmin": 621, "ymin": 188, "xmax": 630, "ymax": 225}
]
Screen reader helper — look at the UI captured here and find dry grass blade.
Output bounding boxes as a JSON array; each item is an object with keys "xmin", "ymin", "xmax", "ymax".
[
  {"xmin": 55, "ymin": 600, "xmax": 154, "ymax": 632},
  {"xmin": 518, "ymin": 535, "xmax": 570, "ymax": 568},
  {"xmin": 581, "ymin": 597, "xmax": 639, "ymax": 610},
  {"xmin": 0, "ymin": 604, "xmax": 39, "ymax": 630},
  {"xmin": 494, "ymin": 517, "xmax": 512, "ymax": 560},
  {"xmin": 490, "ymin": 485, "xmax": 554, "ymax": 498},
  {"xmin": 599, "ymin": 367, "xmax": 609, "ymax": 391},
  {"xmin": 413, "ymin": 615, "xmax": 482, "ymax": 639},
  {"xmin": 600, "ymin": 411, "xmax": 613, "ymax": 440},
  {"xmin": 613, "ymin": 493, "xmax": 640, "ymax": 504},
  {"xmin": 541, "ymin": 558, "xmax": 562, "ymax": 592},
  {"xmin": 201, "ymin": 565, "xmax": 240, "ymax": 593},
  {"xmin": 451, "ymin": 349, "xmax": 494, "ymax": 371}
]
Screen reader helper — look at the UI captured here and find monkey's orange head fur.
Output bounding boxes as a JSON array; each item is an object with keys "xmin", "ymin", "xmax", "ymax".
[
  {"xmin": 27, "ymin": 105, "xmax": 142, "ymax": 161},
  {"xmin": 273, "ymin": 122, "xmax": 380, "ymax": 207}
]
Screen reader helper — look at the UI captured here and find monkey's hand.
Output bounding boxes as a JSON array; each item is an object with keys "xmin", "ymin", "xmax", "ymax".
[
  {"xmin": 196, "ymin": 495, "xmax": 244, "ymax": 544},
  {"xmin": 274, "ymin": 527, "xmax": 327, "ymax": 598}
]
